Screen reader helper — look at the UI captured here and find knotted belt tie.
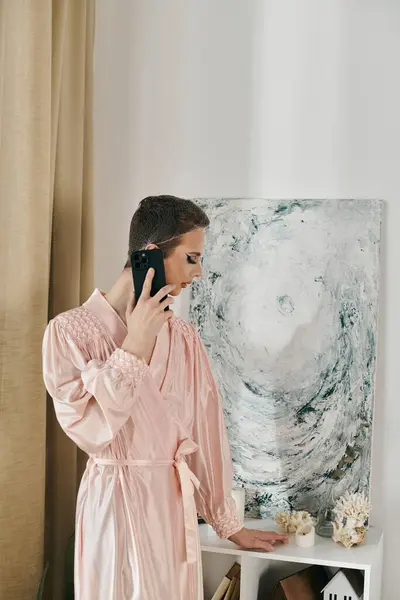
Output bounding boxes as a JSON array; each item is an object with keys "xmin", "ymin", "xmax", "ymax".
[{"xmin": 92, "ymin": 438, "xmax": 200, "ymax": 564}]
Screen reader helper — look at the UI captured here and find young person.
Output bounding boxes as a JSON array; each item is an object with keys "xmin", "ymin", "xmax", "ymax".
[{"xmin": 43, "ymin": 195, "xmax": 287, "ymax": 600}]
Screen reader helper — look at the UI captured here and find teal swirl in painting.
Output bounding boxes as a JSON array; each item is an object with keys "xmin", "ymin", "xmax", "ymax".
[{"xmin": 189, "ymin": 199, "xmax": 381, "ymax": 517}]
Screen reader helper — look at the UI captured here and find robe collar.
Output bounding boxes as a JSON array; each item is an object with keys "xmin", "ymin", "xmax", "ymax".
[
  {"xmin": 84, "ymin": 288, "xmax": 127, "ymax": 347},
  {"xmin": 84, "ymin": 289, "xmax": 174, "ymax": 390}
]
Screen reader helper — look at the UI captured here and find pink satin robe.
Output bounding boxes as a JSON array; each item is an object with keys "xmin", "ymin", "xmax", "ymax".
[{"xmin": 42, "ymin": 289, "xmax": 242, "ymax": 600}]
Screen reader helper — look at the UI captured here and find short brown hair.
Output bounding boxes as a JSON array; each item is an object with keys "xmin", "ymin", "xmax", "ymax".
[{"xmin": 125, "ymin": 195, "xmax": 209, "ymax": 267}]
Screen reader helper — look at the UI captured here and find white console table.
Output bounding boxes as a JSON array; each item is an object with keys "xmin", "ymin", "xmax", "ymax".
[{"xmin": 200, "ymin": 519, "xmax": 383, "ymax": 600}]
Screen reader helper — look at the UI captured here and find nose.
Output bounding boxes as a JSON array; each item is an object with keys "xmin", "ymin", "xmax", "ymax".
[{"xmin": 194, "ymin": 262, "xmax": 203, "ymax": 278}]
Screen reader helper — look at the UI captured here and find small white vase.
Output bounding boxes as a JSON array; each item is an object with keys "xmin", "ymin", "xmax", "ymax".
[{"xmin": 295, "ymin": 524, "xmax": 315, "ymax": 548}]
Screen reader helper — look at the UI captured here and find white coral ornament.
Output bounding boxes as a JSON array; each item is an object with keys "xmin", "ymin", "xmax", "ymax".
[
  {"xmin": 274, "ymin": 511, "xmax": 315, "ymax": 534},
  {"xmin": 333, "ymin": 491, "xmax": 371, "ymax": 523},
  {"xmin": 332, "ymin": 491, "xmax": 371, "ymax": 548},
  {"xmin": 332, "ymin": 519, "xmax": 367, "ymax": 548}
]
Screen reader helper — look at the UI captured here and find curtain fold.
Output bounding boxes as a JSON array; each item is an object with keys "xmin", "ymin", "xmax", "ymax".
[
  {"xmin": 46, "ymin": 2, "xmax": 94, "ymax": 597},
  {"xmin": 0, "ymin": 1, "xmax": 94, "ymax": 598}
]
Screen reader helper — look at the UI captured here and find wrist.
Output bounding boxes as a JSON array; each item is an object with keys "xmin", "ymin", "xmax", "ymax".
[
  {"xmin": 228, "ymin": 527, "xmax": 245, "ymax": 544},
  {"xmin": 121, "ymin": 335, "xmax": 151, "ymax": 363}
]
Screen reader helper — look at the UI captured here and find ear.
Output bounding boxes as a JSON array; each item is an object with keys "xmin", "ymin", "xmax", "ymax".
[{"xmin": 145, "ymin": 243, "xmax": 158, "ymax": 250}]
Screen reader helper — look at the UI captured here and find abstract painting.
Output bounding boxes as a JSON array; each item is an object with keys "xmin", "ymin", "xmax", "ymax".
[{"xmin": 189, "ymin": 199, "xmax": 382, "ymax": 517}]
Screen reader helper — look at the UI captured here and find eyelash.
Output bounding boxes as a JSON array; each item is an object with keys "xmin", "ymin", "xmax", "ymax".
[{"xmin": 186, "ymin": 254, "xmax": 197, "ymax": 265}]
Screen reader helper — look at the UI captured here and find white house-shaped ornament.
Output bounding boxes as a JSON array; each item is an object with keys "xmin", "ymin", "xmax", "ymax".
[{"xmin": 321, "ymin": 569, "xmax": 364, "ymax": 600}]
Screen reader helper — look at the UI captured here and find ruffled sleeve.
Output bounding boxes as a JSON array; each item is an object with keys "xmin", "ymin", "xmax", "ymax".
[
  {"xmin": 42, "ymin": 318, "xmax": 149, "ymax": 454},
  {"xmin": 187, "ymin": 329, "xmax": 243, "ymax": 539}
]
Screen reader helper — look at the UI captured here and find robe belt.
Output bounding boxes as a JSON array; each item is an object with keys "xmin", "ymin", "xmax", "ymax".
[{"xmin": 92, "ymin": 438, "xmax": 201, "ymax": 564}]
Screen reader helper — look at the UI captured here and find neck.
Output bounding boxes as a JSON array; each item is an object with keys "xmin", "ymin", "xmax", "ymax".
[{"xmin": 104, "ymin": 269, "xmax": 132, "ymax": 324}]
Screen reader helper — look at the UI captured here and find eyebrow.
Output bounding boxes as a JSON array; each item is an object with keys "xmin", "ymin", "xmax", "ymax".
[{"xmin": 187, "ymin": 252, "xmax": 202, "ymax": 256}]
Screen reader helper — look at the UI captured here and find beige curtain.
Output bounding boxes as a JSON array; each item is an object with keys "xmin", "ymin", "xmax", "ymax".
[{"xmin": 0, "ymin": 1, "xmax": 94, "ymax": 598}]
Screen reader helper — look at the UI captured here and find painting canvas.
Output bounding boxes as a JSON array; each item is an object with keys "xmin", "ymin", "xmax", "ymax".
[{"xmin": 189, "ymin": 199, "xmax": 382, "ymax": 517}]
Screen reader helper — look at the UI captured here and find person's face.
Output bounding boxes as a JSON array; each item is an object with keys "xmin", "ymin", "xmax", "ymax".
[{"xmin": 157, "ymin": 229, "xmax": 205, "ymax": 296}]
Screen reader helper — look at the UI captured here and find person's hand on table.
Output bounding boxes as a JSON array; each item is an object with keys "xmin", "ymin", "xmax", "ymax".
[{"xmin": 228, "ymin": 527, "xmax": 289, "ymax": 552}]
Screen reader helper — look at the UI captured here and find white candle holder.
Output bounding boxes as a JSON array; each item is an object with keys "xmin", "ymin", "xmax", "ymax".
[{"xmin": 295, "ymin": 524, "xmax": 315, "ymax": 548}]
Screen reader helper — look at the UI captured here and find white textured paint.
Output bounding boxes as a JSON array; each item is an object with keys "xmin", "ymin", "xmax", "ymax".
[
  {"xmin": 190, "ymin": 199, "xmax": 381, "ymax": 516},
  {"xmin": 94, "ymin": 2, "xmax": 400, "ymax": 597}
]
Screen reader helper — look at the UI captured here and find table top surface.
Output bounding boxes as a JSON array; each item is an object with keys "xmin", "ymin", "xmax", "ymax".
[{"xmin": 199, "ymin": 518, "xmax": 383, "ymax": 569}]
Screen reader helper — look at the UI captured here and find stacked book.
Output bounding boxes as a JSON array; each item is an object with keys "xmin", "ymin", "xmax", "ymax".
[{"xmin": 211, "ymin": 563, "xmax": 241, "ymax": 600}]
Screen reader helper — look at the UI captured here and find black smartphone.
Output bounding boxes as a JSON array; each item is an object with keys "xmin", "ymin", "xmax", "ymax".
[{"xmin": 130, "ymin": 249, "xmax": 169, "ymax": 310}]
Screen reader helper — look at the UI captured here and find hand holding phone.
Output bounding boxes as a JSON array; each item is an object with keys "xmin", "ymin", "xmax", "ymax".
[
  {"xmin": 131, "ymin": 249, "xmax": 169, "ymax": 308},
  {"xmin": 121, "ymin": 269, "xmax": 175, "ymax": 364}
]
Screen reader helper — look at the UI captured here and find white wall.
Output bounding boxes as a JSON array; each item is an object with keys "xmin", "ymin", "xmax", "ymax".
[{"xmin": 94, "ymin": 1, "xmax": 400, "ymax": 598}]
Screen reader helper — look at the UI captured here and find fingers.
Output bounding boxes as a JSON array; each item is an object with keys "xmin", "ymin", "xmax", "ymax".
[
  {"xmin": 141, "ymin": 268, "xmax": 155, "ymax": 299},
  {"xmin": 245, "ymin": 530, "xmax": 288, "ymax": 552},
  {"xmin": 140, "ymin": 270, "xmax": 175, "ymax": 304},
  {"xmin": 253, "ymin": 539, "xmax": 275, "ymax": 552},
  {"xmin": 160, "ymin": 295, "xmax": 175, "ymax": 311},
  {"xmin": 257, "ymin": 531, "xmax": 289, "ymax": 544},
  {"xmin": 153, "ymin": 283, "xmax": 176, "ymax": 303},
  {"xmin": 265, "ymin": 531, "xmax": 289, "ymax": 541},
  {"xmin": 279, "ymin": 537, "xmax": 290, "ymax": 545},
  {"xmin": 269, "ymin": 537, "xmax": 289, "ymax": 546},
  {"xmin": 126, "ymin": 291, "xmax": 136, "ymax": 316}
]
